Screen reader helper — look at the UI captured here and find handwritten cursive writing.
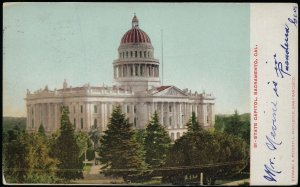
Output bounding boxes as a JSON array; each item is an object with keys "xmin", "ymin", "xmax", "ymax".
[
  {"xmin": 263, "ymin": 157, "xmax": 282, "ymax": 182},
  {"xmin": 265, "ymin": 101, "xmax": 282, "ymax": 151},
  {"xmin": 267, "ymin": 81, "xmax": 279, "ymax": 97},
  {"xmin": 288, "ymin": 6, "xmax": 298, "ymax": 27},
  {"xmin": 273, "ymin": 53, "xmax": 291, "ymax": 78}
]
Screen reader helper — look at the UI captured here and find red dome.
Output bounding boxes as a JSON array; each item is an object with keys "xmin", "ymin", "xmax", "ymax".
[{"xmin": 121, "ymin": 27, "xmax": 151, "ymax": 44}]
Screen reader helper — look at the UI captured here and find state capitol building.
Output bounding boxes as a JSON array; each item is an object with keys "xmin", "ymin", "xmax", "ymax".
[{"xmin": 25, "ymin": 15, "xmax": 215, "ymax": 141}]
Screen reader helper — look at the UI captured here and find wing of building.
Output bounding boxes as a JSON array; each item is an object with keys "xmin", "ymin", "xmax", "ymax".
[{"xmin": 25, "ymin": 15, "xmax": 215, "ymax": 141}]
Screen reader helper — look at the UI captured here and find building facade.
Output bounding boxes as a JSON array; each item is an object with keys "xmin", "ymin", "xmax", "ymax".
[{"xmin": 25, "ymin": 15, "xmax": 215, "ymax": 141}]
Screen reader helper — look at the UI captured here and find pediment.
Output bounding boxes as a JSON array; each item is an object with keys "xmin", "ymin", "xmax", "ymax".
[{"xmin": 152, "ymin": 86, "xmax": 187, "ymax": 97}]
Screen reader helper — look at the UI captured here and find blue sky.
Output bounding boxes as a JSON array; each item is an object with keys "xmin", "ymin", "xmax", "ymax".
[{"xmin": 3, "ymin": 3, "xmax": 250, "ymax": 117}]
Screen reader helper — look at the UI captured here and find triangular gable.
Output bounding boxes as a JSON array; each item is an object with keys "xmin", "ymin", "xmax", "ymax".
[{"xmin": 151, "ymin": 86, "xmax": 187, "ymax": 97}]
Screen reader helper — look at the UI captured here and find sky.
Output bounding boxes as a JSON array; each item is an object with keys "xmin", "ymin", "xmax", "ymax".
[{"xmin": 3, "ymin": 2, "xmax": 250, "ymax": 117}]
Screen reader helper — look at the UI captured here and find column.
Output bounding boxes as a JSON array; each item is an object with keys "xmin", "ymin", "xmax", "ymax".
[
  {"xmin": 173, "ymin": 102, "xmax": 176, "ymax": 129},
  {"xmin": 160, "ymin": 102, "xmax": 164, "ymax": 125},
  {"xmin": 179, "ymin": 103, "xmax": 182, "ymax": 128},
  {"xmin": 133, "ymin": 64, "xmax": 136, "ymax": 77},
  {"xmin": 203, "ymin": 104, "xmax": 207, "ymax": 125},
  {"xmin": 114, "ymin": 66, "xmax": 116, "ymax": 78},
  {"xmin": 47, "ymin": 103, "xmax": 50, "ymax": 131}
]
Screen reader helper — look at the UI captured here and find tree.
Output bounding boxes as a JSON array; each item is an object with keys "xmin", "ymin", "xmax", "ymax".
[
  {"xmin": 75, "ymin": 131, "xmax": 90, "ymax": 160},
  {"xmin": 88, "ymin": 124, "xmax": 101, "ymax": 150},
  {"xmin": 186, "ymin": 112, "xmax": 202, "ymax": 133},
  {"xmin": 98, "ymin": 105, "xmax": 148, "ymax": 183},
  {"xmin": 38, "ymin": 124, "xmax": 47, "ymax": 141},
  {"xmin": 52, "ymin": 106, "xmax": 83, "ymax": 181},
  {"xmin": 144, "ymin": 111, "xmax": 171, "ymax": 175},
  {"xmin": 224, "ymin": 110, "xmax": 242, "ymax": 136},
  {"xmin": 3, "ymin": 132, "xmax": 58, "ymax": 183},
  {"xmin": 162, "ymin": 113, "xmax": 248, "ymax": 185}
]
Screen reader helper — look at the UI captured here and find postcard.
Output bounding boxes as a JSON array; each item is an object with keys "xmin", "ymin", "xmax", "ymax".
[{"xmin": 2, "ymin": 2, "xmax": 298, "ymax": 185}]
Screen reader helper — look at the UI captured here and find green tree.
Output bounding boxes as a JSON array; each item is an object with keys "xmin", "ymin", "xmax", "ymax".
[
  {"xmin": 38, "ymin": 124, "xmax": 47, "ymax": 141},
  {"xmin": 223, "ymin": 110, "xmax": 242, "ymax": 136},
  {"xmin": 98, "ymin": 105, "xmax": 148, "ymax": 183},
  {"xmin": 144, "ymin": 111, "xmax": 171, "ymax": 174},
  {"xmin": 162, "ymin": 113, "xmax": 248, "ymax": 185},
  {"xmin": 3, "ymin": 132, "xmax": 58, "ymax": 183},
  {"xmin": 75, "ymin": 131, "xmax": 90, "ymax": 160},
  {"xmin": 52, "ymin": 106, "xmax": 83, "ymax": 181},
  {"xmin": 88, "ymin": 124, "xmax": 101, "ymax": 150},
  {"xmin": 186, "ymin": 112, "xmax": 202, "ymax": 133}
]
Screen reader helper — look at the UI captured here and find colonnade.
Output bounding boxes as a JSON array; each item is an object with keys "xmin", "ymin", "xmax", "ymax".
[
  {"xmin": 27, "ymin": 101, "xmax": 214, "ymax": 135},
  {"xmin": 114, "ymin": 63, "xmax": 159, "ymax": 78}
]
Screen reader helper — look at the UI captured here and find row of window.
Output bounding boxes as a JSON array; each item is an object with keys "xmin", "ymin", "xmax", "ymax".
[
  {"xmin": 119, "ymin": 50, "xmax": 152, "ymax": 59},
  {"xmin": 30, "ymin": 104, "xmax": 210, "ymax": 115}
]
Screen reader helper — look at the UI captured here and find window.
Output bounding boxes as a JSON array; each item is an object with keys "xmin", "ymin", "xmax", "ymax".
[
  {"xmin": 127, "ymin": 105, "xmax": 130, "ymax": 113},
  {"xmin": 81, "ymin": 118, "xmax": 83, "ymax": 129},
  {"xmin": 140, "ymin": 51, "xmax": 142, "ymax": 58},
  {"xmin": 171, "ymin": 133, "xmax": 174, "ymax": 141},
  {"xmin": 32, "ymin": 108, "xmax": 34, "ymax": 114},
  {"xmin": 148, "ymin": 51, "xmax": 150, "ymax": 57},
  {"xmin": 94, "ymin": 119, "xmax": 97, "ymax": 127},
  {"xmin": 126, "ymin": 51, "xmax": 128, "ymax": 58},
  {"xmin": 130, "ymin": 66, "xmax": 133, "ymax": 76},
  {"xmin": 81, "ymin": 105, "xmax": 83, "ymax": 113},
  {"xmin": 134, "ymin": 105, "xmax": 137, "ymax": 113},
  {"xmin": 135, "ymin": 51, "xmax": 137, "ymax": 57},
  {"xmin": 94, "ymin": 105, "xmax": 97, "ymax": 113},
  {"xmin": 74, "ymin": 106, "xmax": 76, "ymax": 113},
  {"xmin": 148, "ymin": 67, "xmax": 151, "ymax": 76},
  {"xmin": 135, "ymin": 65, "xmax": 138, "ymax": 76},
  {"xmin": 169, "ymin": 105, "xmax": 172, "ymax": 112},
  {"xmin": 144, "ymin": 51, "xmax": 146, "ymax": 58},
  {"xmin": 130, "ymin": 51, "xmax": 133, "ymax": 57},
  {"xmin": 207, "ymin": 115, "xmax": 209, "ymax": 123},
  {"xmin": 169, "ymin": 117, "xmax": 172, "ymax": 127},
  {"xmin": 177, "ymin": 132, "xmax": 180, "ymax": 139},
  {"xmin": 140, "ymin": 65, "xmax": 143, "ymax": 76},
  {"xmin": 123, "ymin": 52, "xmax": 124, "ymax": 58},
  {"xmin": 32, "ymin": 119, "xmax": 34, "ymax": 128},
  {"xmin": 134, "ymin": 117, "xmax": 137, "ymax": 127},
  {"xmin": 74, "ymin": 118, "xmax": 76, "ymax": 128}
]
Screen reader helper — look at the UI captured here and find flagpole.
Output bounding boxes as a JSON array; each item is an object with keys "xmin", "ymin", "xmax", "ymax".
[{"xmin": 161, "ymin": 29, "xmax": 164, "ymax": 86}]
